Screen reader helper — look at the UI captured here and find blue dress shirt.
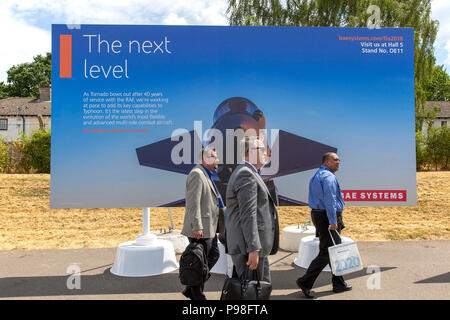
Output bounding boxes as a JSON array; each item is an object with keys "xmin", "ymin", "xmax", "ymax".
[
  {"xmin": 308, "ymin": 165, "xmax": 344, "ymax": 225},
  {"xmin": 201, "ymin": 165, "xmax": 225, "ymax": 209}
]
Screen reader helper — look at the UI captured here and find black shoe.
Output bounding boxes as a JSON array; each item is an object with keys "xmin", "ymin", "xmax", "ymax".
[
  {"xmin": 190, "ymin": 286, "xmax": 207, "ymax": 300},
  {"xmin": 333, "ymin": 284, "xmax": 352, "ymax": 293},
  {"xmin": 196, "ymin": 293, "xmax": 207, "ymax": 300},
  {"xmin": 182, "ymin": 287, "xmax": 193, "ymax": 299},
  {"xmin": 296, "ymin": 278, "xmax": 314, "ymax": 299}
]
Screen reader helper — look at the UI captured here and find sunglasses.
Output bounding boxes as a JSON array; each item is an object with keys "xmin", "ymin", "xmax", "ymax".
[{"xmin": 250, "ymin": 147, "xmax": 266, "ymax": 152}]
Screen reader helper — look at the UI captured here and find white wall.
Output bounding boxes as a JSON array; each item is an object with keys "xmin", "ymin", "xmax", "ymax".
[
  {"xmin": 421, "ymin": 117, "xmax": 449, "ymax": 136},
  {"xmin": 0, "ymin": 116, "xmax": 51, "ymax": 141}
]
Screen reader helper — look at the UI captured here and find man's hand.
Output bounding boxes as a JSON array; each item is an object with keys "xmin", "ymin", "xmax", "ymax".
[
  {"xmin": 329, "ymin": 224, "xmax": 338, "ymax": 231},
  {"xmin": 193, "ymin": 230, "xmax": 203, "ymax": 240},
  {"xmin": 247, "ymin": 251, "xmax": 259, "ymax": 270}
]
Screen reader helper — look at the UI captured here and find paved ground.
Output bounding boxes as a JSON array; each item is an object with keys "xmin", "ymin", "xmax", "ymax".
[{"xmin": 0, "ymin": 240, "xmax": 449, "ymax": 300}]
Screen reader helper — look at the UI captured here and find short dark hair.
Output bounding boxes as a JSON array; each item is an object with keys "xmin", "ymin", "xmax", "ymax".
[{"xmin": 322, "ymin": 152, "xmax": 336, "ymax": 164}]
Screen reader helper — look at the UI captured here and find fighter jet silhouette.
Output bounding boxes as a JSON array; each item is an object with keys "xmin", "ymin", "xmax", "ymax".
[{"xmin": 136, "ymin": 97, "xmax": 337, "ymax": 207}]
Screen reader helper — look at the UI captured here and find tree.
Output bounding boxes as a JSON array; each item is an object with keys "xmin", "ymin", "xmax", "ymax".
[
  {"xmin": 20, "ymin": 129, "xmax": 51, "ymax": 173},
  {"xmin": 6, "ymin": 52, "xmax": 51, "ymax": 98},
  {"xmin": 0, "ymin": 136, "xmax": 14, "ymax": 173},
  {"xmin": 0, "ymin": 82, "xmax": 11, "ymax": 99},
  {"xmin": 227, "ymin": 0, "xmax": 439, "ymax": 132},
  {"xmin": 426, "ymin": 64, "xmax": 450, "ymax": 101},
  {"xmin": 422, "ymin": 104, "xmax": 440, "ymax": 134},
  {"xmin": 440, "ymin": 125, "xmax": 450, "ymax": 169},
  {"xmin": 415, "ymin": 131, "xmax": 426, "ymax": 170},
  {"xmin": 425, "ymin": 126, "xmax": 448, "ymax": 171}
]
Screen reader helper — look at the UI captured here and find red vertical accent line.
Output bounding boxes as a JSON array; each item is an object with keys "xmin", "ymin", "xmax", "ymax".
[{"xmin": 60, "ymin": 35, "xmax": 72, "ymax": 78}]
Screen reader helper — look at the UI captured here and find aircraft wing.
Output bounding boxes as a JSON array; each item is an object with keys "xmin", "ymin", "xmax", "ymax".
[
  {"xmin": 158, "ymin": 198, "xmax": 186, "ymax": 207},
  {"xmin": 261, "ymin": 129, "xmax": 337, "ymax": 179},
  {"xmin": 136, "ymin": 130, "xmax": 202, "ymax": 175}
]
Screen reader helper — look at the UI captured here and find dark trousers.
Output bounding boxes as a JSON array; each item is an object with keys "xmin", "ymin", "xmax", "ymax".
[
  {"xmin": 186, "ymin": 235, "xmax": 220, "ymax": 299},
  {"xmin": 231, "ymin": 254, "xmax": 271, "ymax": 283},
  {"xmin": 298, "ymin": 210, "xmax": 346, "ymax": 290}
]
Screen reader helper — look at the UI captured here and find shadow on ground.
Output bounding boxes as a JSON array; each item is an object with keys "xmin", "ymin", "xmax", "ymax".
[
  {"xmin": 0, "ymin": 265, "xmax": 396, "ymax": 298},
  {"xmin": 415, "ymin": 272, "xmax": 450, "ymax": 284}
]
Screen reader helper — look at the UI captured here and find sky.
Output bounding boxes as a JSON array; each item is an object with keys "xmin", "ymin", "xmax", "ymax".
[{"xmin": 0, "ymin": 0, "xmax": 449, "ymax": 83}]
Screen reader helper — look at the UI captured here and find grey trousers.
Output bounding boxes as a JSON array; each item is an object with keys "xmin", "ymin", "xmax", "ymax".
[{"xmin": 231, "ymin": 254, "xmax": 271, "ymax": 283}]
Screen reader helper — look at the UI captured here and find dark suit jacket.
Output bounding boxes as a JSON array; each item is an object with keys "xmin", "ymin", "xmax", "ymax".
[{"xmin": 225, "ymin": 162, "xmax": 279, "ymax": 257}]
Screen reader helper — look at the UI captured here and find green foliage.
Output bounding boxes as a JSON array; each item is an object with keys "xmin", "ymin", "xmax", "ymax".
[
  {"xmin": 227, "ymin": 0, "xmax": 439, "ymax": 132},
  {"xmin": 0, "ymin": 136, "xmax": 14, "ymax": 173},
  {"xmin": 0, "ymin": 131, "xmax": 51, "ymax": 174},
  {"xmin": 415, "ymin": 131, "xmax": 426, "ymax": 170},
  {"xmin": 426, "ymin": 65, "xmax": 450, "ymax": 101},
  {"xmin": 6, "ymin": 52, "xmax": 51, "ymax": 98},
  {"xmin": 16, "ymin": 133, "xmax": 32, "ymax": 173},
  {"xmin": 442, "ymin": 125, "xmax": 450, "ymax": 169},
  {"xmin": 425, "ymin": 127, "xmax": 445, "ymax": 170},
  {"xmin": 0, "ymin": 82, "xmax": 11, "ymax": 99},
  {"xmin": 0, "ymin": 136, "xmax": 35, "ymax": 173},
  {"xmin": 20, "ymin": 129, "xmax": 51, "ymax": 173},
  {"xmin": 422, "ymin": 104, "xmax": 440, "ymax": 134},
  {"xmin": 416, "ymin": 125, "xmax": 449, "ymax": 171}
]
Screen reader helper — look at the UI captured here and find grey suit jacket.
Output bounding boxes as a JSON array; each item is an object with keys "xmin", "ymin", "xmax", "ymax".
[
  {"xmin": 181, "ymin": 164, "xmax": 224, "ymax": 239},
  {"xmin": 225, "ymin": 162, "xmax": 279, "ymax": 257}
]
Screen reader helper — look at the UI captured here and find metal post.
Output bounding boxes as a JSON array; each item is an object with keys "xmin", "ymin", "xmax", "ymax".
[
  {"xmin": 142, "ymin": 207, "xmax": 150, "ymax": 235},
  {"xmin": 168, "ymin": 208, "xmax": 174, "ymax": 232},
  {"xmin": 135, "ymin": 207, "xmax": 156, "ymax": 245}
]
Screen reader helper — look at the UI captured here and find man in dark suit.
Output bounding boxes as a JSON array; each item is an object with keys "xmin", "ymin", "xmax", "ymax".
[
  {"xmin": 181, "ymin": 147, "xmax": 225, "ymax": 300},
  {"xmin": 225, "ymin": 136, "xmax": 279, "ymax": 284}
]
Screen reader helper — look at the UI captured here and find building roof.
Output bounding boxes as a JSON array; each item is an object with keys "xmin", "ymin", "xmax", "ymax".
[
  {"xmin": 1, "ymin": 98, "xmax": 447, "ymax": 118},
  {"xmin": 0, "ymin": 97, "xmax": 51, "ymax": 116},
  {"xmin": 426, "ymin": 101, "xmax": 450, "ymax": 118}
]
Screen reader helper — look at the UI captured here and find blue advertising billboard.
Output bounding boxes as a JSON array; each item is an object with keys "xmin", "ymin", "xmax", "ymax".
[{"xmin": 51, "ymin": 25, "xmax": 416, "ymax": 208}]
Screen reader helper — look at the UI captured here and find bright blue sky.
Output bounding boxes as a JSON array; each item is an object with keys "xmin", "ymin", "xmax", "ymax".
[
  {"xmin": 51, "ymin": 25, "xmax": 416, "ymax": 208},
  {"xmin": 0, "ymin": 0, "xmax": 449, "ymax": 83}
]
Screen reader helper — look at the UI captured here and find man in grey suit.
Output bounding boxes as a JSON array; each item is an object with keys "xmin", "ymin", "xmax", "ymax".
[
  {"xmin": 225, "ymin": 137, "xmax": 279, "ymax": 284},
  {"xmin": 181, "ymin": 147, "xmax": 225, "ymax": 300}
]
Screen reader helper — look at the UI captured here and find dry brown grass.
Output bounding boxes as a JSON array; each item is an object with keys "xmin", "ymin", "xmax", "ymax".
[{"xmin": 0, "ymin": 172, "xmax": 449, "ymax": 250}]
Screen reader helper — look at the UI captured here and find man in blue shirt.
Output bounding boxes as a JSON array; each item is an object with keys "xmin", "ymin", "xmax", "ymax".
[{"xmin": 296, "ymin": 152, "xmax": 352, "ymax": 298}]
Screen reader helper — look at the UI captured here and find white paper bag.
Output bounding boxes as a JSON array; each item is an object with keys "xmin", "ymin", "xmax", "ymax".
[{"xmin": 328, "ymin": 230, "xmax": 363, "ymax": 276}]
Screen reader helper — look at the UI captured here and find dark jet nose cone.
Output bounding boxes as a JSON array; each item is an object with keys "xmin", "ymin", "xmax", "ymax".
[{"xmin": 213, "ymin": 97, "xmax": 263, "ymax": 124}]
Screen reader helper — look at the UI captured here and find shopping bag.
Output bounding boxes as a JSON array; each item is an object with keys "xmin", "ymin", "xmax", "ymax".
[{"xmin": 328, "ymin": 229, "xmax": 363, "ymax": 276}]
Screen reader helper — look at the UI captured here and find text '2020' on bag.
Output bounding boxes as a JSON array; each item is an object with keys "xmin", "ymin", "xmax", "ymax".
[
  {"xmin": 179, "ymin": 242, "xmax": 209, "ymax": 286},
  {"xmin": 328, "ymin": 229, "xmax": 363, "ymax": 276},
  {"xmin": 221, "ymin": 267, "xmax": 272, "ymax": 300}
]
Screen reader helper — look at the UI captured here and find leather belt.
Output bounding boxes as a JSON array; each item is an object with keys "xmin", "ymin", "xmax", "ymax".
[{"xmin": 311, "ymin": 209, "xmax": 342, "ymax": 214}]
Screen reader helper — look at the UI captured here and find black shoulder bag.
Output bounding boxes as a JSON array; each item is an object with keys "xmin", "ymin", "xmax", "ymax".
[
  {"xmin": 179, "ymin": 242, "xmax": 209, "ymax": 286},
  {"xmin": 220, "ymin": 266, "xmax": 272, "ymax": 300}
]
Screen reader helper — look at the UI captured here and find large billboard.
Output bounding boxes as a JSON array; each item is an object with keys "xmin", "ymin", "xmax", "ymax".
[{"xmin": 51, "ymin": 25, "xmax": 416, "ymax": 208}]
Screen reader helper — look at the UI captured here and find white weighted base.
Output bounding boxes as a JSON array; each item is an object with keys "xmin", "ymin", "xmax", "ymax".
[
  {"xmin": 211, "ymin": 242, "xmax": 233, "ymax": 277},
  {"xmin": 110, "ymin": 239, "xmax": 179, "ymax": 277},
  {"xmin": 152, "ymin": 230, "xmax": 189, "ymax": 254},
  {"xmin": 280, "ymin": 225, "xmax": 316, "ymax": 252},
  {"xmin": 294, "ymin": 235, "xmax": 354, "ymax": 272}
]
